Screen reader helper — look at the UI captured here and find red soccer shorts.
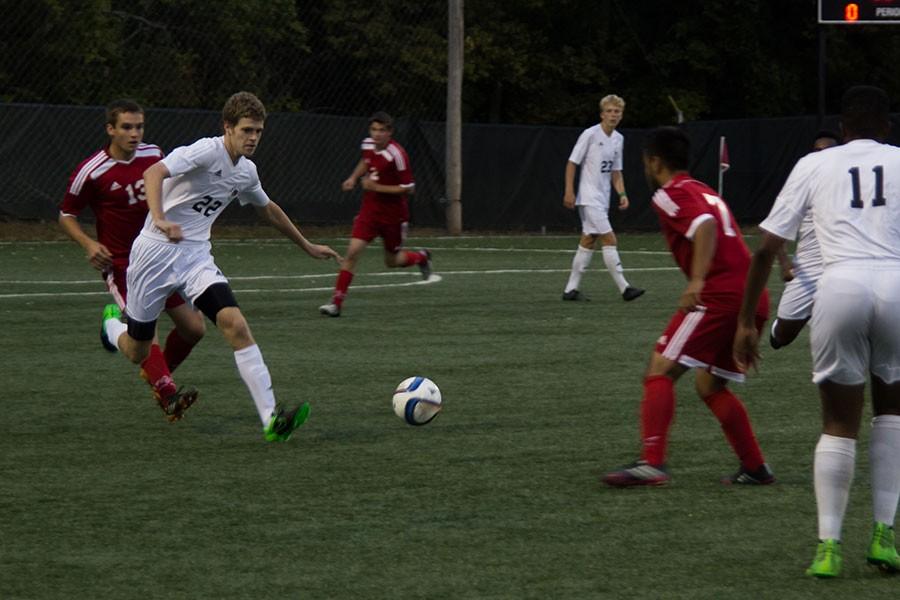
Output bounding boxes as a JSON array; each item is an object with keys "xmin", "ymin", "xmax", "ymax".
[
  {"xmin": 655, "ymin": 304, "xmax": 766, "ymax": 382},
  {"xmin": 107, "ymin": 264, "xmax": 185, "ymax": 311},
  {"xmin": 351, "ymin": 212, "xmax": 408, "ymax": 253}
]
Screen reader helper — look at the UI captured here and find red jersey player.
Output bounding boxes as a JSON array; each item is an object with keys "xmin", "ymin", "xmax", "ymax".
[
  {"xmin": 319, "ymin": 111, "xmax": 432, "ymax": 317},
  {"xmin": 602, "ymin": 127, "xmax": 773, "ymax": 487},
  {"xmin": 59, "ymin": 99, "xmax": 205, "ymax": 421}
]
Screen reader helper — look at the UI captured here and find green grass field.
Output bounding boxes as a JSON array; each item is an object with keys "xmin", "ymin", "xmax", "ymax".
[{"xmin": 1, "ymin": 231, "xmax": 896, "ymax": 599}]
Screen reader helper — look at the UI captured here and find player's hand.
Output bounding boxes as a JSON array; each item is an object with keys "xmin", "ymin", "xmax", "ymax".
[
  {"xmin": 341, "ymin": 177, "xmax": 357, "ymax": 192},
  {"xmin": 86, "ymin": 241, "xmax": 113, "ymax": 271},
  {"xmin": 780, "ymin": 264, "xmax": 795, "ymax": 282},
  {"xmin": 678, "ymin": 280, "xmax": 704, "ymax": 312},
  {"xmin": 733, "ymin": 324, "xmax": 761, "ymax": 373},
  {"xmin": 563, "ymin": 191, "xmax": 576, "ymax": 209},
  {"xmin": 618, "ymin": 195, "xmax": 630, "ymax": 210},
  {"xmin": 154, "ymin": 218, "xmax": 183, "ymax": 242},
  {"xmin": 306, "ymin": 243, "xmax": 342, "ymax": 261}
]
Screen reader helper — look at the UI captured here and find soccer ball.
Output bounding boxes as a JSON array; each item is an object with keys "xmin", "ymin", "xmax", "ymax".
[{"xmin": 392, "ymin": 376, "xmax": 442, "ymax": 426}]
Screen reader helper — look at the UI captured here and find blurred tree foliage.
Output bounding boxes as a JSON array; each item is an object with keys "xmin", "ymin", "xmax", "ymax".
[{"xmin": 2, "ymin": 0, "xmax": 899, "ymax": 126}]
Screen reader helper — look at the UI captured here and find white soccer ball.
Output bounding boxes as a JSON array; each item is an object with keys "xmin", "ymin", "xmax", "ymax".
[{"xmin": 392, "ymin": 376, "xmax": 442, "ymax": 426}]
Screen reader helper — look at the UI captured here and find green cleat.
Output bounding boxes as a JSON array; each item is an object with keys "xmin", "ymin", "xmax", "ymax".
[
  {"xmin": 263, "ymin": 403, "xmax": 311, "ymax": 442},
  {"xmin": 100, "ymin": 304, "xmax": 122, "ymax": 352},
  {"xmin": 806, "ymin": 539, "xmax": 842, "ymax": 578},
  {"xmin": 866, "ymin": 522, "xmax": 900, "ymax": 573}
]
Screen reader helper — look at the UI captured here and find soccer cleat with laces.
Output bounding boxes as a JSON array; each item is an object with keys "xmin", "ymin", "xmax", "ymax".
[
  {"xmin": 139, "ymin": 370, "xmax": 198, "ymax": 422},
  {"xmin": 866, "ymin": 522, "xmax": 900, "ymax": 573},
  {"xmin": 561, "ymin": 290, "xmax": 589, "ymax": 301},
  {"xmin": 622, "ymin": 286, "xmax": 645, "ymax": 302},
  {"xmin": 418, "ymin": 249, "xmax": 433, "ymax": 280},
  {"xmin": 721, "ymin": 463, "xmax": 776, "ymax": 485},
  {"xmin": 602, "ymin": 460, "xmax": 670, "ymax": 487},
  {"xmin": 100, "ymin": 304, "xmax": 122, "ymax": 352},
  {"xmin": 806, "ymin": 539, "xmax": 841, "ymax": 578},
  {"xmin": 319, "ymin": 303, "xmax": 341, "ymax": 317},
  {"xmin": 264, "ymin": 403, "xmax": 311, "ymax": 442}
]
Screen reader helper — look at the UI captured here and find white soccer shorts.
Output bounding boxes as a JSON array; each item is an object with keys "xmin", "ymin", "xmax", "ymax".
[
  {"xmin": 776, "ymin": 268, "xmax": 821, "ymax": 321},
  {"xmin": 577, "ymin": 205, "xmax": 613, "ymax": 235},
  {"xmin": 126, "ymin": 235, "xmax": 228, "ymax": 324},
  {"xmin": 810, "ymin": 264, "xmax": 900, "ymax": 385}
]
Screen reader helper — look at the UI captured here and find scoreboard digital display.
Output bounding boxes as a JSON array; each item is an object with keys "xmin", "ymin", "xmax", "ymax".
[{"xmin": 819, "ymin": 0, "xmax": 900, "ymax": 23}]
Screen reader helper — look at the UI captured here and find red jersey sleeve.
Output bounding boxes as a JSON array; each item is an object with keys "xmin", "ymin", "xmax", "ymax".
[
  {"xmin": 652, "ymin": 186, "xmax": 713, "ymax": 238},
  {"xmin": 60, "ymin": 150, "xmax": 104, "ymax": 216},
  {"xmin": 387, "ymin": 142, "xmax": 414, "ymax": 187}
]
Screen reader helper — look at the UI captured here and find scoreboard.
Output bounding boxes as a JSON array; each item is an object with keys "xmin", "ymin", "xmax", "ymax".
[{"xmin": 819, "ymin": 0, "xmax": 900, "ymax": 23}]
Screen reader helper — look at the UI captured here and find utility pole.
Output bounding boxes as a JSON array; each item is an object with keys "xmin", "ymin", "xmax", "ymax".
[{"xmin": 446, "ymin": 0, "xmax": 463, "ymax": 235}]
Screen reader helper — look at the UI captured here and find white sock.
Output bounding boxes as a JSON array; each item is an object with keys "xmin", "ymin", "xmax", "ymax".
[
  {"xmin": 105, "ymin": 319, "xmax": 128, "ymax": 351},
  {"xmin": 602, "ymin": 246, "xmax": 630, "ymax": 293},
  {"xmin": 814, "ymin": 434, "xmax": 857, "ymax": 541},
  {"xmin": 234, "ymin": 344, "xmax": 276, "ymax": 426},
  {"xmin": 870, "ymin": 415, "xmax": 900, "ymax": 526},
  {"xmin": 564, "ymin": 246, "xmax": 593, "ymax": 293}
]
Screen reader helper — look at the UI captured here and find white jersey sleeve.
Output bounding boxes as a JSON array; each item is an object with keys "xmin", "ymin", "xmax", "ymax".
[
  {"xmin": 760, "ymin": 154, "xmax": 814, "ymax": 242},
  {"xmin": 568, "ymin": 128, "xmax": 592, "ymax": 165},
  {"xmin": 237, "ymin": 161, "xmax": 270, "ymax": 207},
  {"xmin": 162, "ymin": 138, "xmax": 218, "ymax": 179}
]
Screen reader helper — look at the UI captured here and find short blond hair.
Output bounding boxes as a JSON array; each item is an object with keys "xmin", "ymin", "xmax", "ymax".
[
  {"xmin": 222, "ymin": 91, "xmax": 267, "ymax": 126},
  {"xmin": 599, "ymin": 94, "xmax": 625, "ymax": 111}
]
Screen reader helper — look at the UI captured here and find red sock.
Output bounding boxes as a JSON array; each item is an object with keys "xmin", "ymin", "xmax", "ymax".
[
  {"xmin": 332, "ymin": 269, "xmax": 354, "ymax": 307},
  {"xmin": 141, "ymin": 344, "xmax": 176, "ymax": 397},
  {"xmin": 163, "ymin": 329, "xmax": 196, "ymax": 373},
  {"xmin": 640, "ymin": 375, "xmax": 676, "ymax": 465},
  {"xmin": 403, "ymin": 250, "xmax": 425, "ymax": 266},
  {"xmin": 702, "ymin": 388, "xmax": 765, "ymax": 471}
]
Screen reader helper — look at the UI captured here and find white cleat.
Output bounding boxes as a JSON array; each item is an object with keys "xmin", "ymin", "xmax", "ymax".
[{"xmin": 319, "ymin": 302, "xmax": 341, "ymax": 317}]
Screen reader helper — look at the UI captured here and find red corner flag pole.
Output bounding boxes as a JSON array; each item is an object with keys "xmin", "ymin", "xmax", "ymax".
[{"xmin": 717, "ymin": 136, "xmax": 729, "ymax": 197}]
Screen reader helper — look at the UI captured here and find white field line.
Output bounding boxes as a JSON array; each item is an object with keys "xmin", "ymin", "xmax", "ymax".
[
  {"xmin": 0, "ymin": 232, "xmax": 759, "ymax": 247},
  {"xmin": 0, "ymin": 266, "xmax": 679, "ymax": 300}
]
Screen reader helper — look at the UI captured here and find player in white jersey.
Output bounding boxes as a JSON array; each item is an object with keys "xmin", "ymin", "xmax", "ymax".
[
  {"xmin": 561, "ymin": 94, "xmax": 644, "ymax": 302},
  {"xmin": 734, "ymin": 86, "xmax": 900, "ymax": 577},
  {"xmin": 100, "ymin": 92, "xmax": 341, "ymax": 442},
  {"xmin": 769, "ymin": 131, "xmax": 839, "ymax": 350}
]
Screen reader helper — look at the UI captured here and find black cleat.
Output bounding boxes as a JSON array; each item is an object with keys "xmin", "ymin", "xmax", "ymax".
[
  {"xmin": 602, "ymin": 460, "xmax": 671, "ymax": 487},
  {"xmin": 721, "ymin": 462, "xmax": 776, "ymax": 485},
  {"xmin": 418, "ymin": 249, "xmax": 432, "ymax": 280},
  {"xmin": 562, "ymin": 290, "xmax": 589, "ymax": 301},
  {"xmin": 159, "ymin": 386, "xmax": 200, "ymax": 423},
  {"xmin": 622, "ymin": 286, "xmax": 645, "ymax": 302}
]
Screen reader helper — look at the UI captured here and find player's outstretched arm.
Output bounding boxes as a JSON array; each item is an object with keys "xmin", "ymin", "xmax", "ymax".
[
  {"xmin": 612, "ymin": 170, "xmax": 629, "ymax": 210},
  {"xmin": 776, "ymin": 246, "xmax": 795, "ymax": 282},
  {"xmin": 58, "ymin": 212, "xmax": 113, "ymax": 271},
  {"xmin": 563, "ymin": 161, "xmax": 577, "ymax": 208},
  {"xmin": 679, "ymin": 218, "xmax": 716, "ymax": 312},
  {"xmin": 342, "ymin": 159, "xmax": 368, "ymax": 191},
  {"xmin": 255, "ymin": 201, "xmax": 341, "ymax": 261},
  {"xmin": 733, "ymin": 231, "xmax": 785, "ymax": 372},
  {"xmin": 360, "ymin": 176, "xmax": 415, "ymax": 196},
  {"xmin": 143, "ymin": 162, "xmax": 182, "ymax": 242}
]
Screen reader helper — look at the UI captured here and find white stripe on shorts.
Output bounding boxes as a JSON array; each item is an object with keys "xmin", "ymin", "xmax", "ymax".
[{"xmin": 662, "ymin": 308, "xmax": 706, "ymax": 362}]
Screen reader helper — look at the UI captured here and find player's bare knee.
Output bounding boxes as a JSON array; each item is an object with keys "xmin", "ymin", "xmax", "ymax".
[
  {"xmin": 171, "ymin": 310, "xmax": 206, "ymax": 344},
  {"xmin": 580, "ymin": 234, "xmax": 598, "ymax": 250},
  {"xmin": 122, "ymin": 339, "xmax": 151, "ymax": 365},
  {"xmin": 695, "ymin": 373, "xmax": 726, "ymax": 398}
]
